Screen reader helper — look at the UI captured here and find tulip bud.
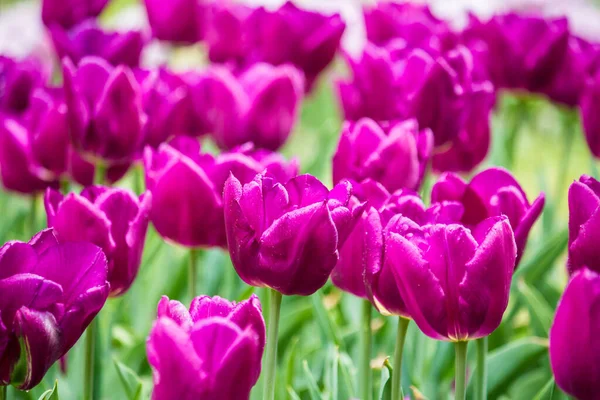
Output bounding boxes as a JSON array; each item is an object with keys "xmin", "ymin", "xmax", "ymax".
[
  {"xmin": 550, "ymin": 268, "xmax": 600, "ymax": 399},
  {"xmin": 0, "ymin": 229, "xmax": 109, "ymax": 390},
  {"xmin": 44, "ymin": 186, "xmax": 151, "ymax": 296},
  {"xmin": 147, "ymin": 294, "xmax": 265, "ymax": 400},
  {"xmin": 190, "ymin": 63, "xmax": 304, "ymax": 151},
  {"xmin": 49, "ymin": 21, "xmax": 145, "ymax": 67},
  {"xmin": 581, "ymin": 72, "xmax": 600, "ymax": 158},
  {"xmin": 332, "ymin": 118, "xmax": 433, "ymax": 193},
  {"xmin": 143, "ymin": 0, "xmax": 206, "ymax": 44},
  {"xmin": 224, "ymin": 172, "xmax": 365, "ymax": 296},
  {"xmin": 0, "ymin": 56, "xmax": 47, "ymax": 115},
  {"xmin": 144, "ymin": 137, "xmax": 298, "ymax": 248},
  {"xmin": 431, "ymin": 167, "xmax": 544, "ymax": 265},
  {"xmin": 62, "ymin": 57, "xmax": 146, "ymax": 165},
  {"xmin": 42, "ymin": 0, "xmax": 108, "ymax": 29}
]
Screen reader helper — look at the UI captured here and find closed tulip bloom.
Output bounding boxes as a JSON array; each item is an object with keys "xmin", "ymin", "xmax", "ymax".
[
  {"xmin": 62, "ymin": 57, "xmax": 146, "ymax": 164},
  {"xmin": 431, "ymin": 167, "xmax": 544, "ymax": 265},
  {"xmin": 147, "ymin": 294, "xmax": 265, "ymax": 400},
  {"xmin": 390, "ymin": 215, "xmax": 516, "ymax": 341},
  {"xmin": 42, "ymin": 0, "xmax": 108, "ymax": 29},
  {"xmin": 144, "ymin": 137, "xmax": 298, "ymax": 248},
  {"xmin": 191, "ymin": 63, "xmax": 303, "ymax": 151},
  {"xmin": 143, "ymin": 0, "xmax": 206, "ymax": 43},
  {"xmin": 44, "ymin": 186, "xmax": 151, "ymax": 296},
  {"xmin": 50, "ymin": 21, "xmax": 145, "ymax": 67},
  {"xmin": 0, "ymin": 56, "xmax": 47, "ymax": 115},
  {"xmin": 0, "ymin": 229, "xmax": 109, "ymax": 390},
  {"xmin": 567, "ymin": 175, "xmax": 600, "ymax": 275},
  {"xmin": 332, "ymin": 118, "xmax": 433, "ymax": 193},
  {"xmin": 581, "ymin": 72, "xmax": 600, "ymax": 158},
  {"xmin": 550, "ymin": 268, "xmax": 600, "ymax": 400},
  {"xmin": 224, "ymin": 173, "xmax": 365, "ymax": 296}
]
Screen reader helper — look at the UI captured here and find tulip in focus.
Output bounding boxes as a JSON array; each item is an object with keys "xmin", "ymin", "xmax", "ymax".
[
  {"xmin": 144, "ymin": 137, "xmax": 298, "ymax": 248},
  {"xmin": 143, "ymin": 0, "xmax": 206, "ymax": 44},
  {"xmin": 332, "ymin": 118, "xmax": 433, "ymax": 193},
  {"xmin": 44, "ymin": 186, "xmax": 151, "ymax": 296},
  {"xmin": 147, "ymin": 294, "xmax": 265, "ymax": 400},
  {"xmin": 0, "ymin": 229, "xmax": 109, "ymax": 390},
  {"xmin": 550, "ymin": 268, "xmax": 600, "ymax": 400},
  {"xmin": 567, "ymin": 175, "xmax": 600, "ymax": 275},
  {"xmin": 431, "ymin": 167, "xmax": 545, "ymax": 264},
  {"xmin": 41, "ymin": 0, "xmax": 108, "ymax": 29},
  {"xmin": 224, "ymin": 172, "xmax": 365, "ymax": 296}
]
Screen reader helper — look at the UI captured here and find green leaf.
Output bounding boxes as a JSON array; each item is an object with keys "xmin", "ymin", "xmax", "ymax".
[
  {"xmin": 38, "ymin": 380, "xmax": 59, "ymax": 400},
  {"xmin": 113, "ymin": 358, "xmax": 143, "ymax": 400},
  {"xmin": 303, "ymin": 360, "xmax": 323, "ymax": 400},
  {"xmin": 467, "ymin": 337, "xmax": 549, "ymax": 399},
  {"xmin": 514, "ymin": 228, "xmax": 568, "ymax": 284},
  {"xmin": 517, "ymin": 280, "xmax": 554, "ymax": 336},
  {"xmin": 310, "ymin": 291, "xmax": 344, "ymax": 349},
  {"xmin": 286, "ymin": 387, "xmax": 303, "ymax": 400},
  {"xmin": 379, "ymin": 358, "xmax": 393, "ymax": 400}
]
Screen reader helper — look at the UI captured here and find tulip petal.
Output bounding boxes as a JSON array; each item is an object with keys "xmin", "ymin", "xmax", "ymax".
[{"xmin": 157, "ymin": 296, "xmax": 193, "ymax": 329}]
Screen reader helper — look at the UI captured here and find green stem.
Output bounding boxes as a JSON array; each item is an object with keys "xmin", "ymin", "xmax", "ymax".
[
  {"xmin": 189, "ymin": 249, "xmax": 198, "ymax": 298},
  {"xmin": 84, "ymin": 319, "xmax": 97, "ymax": 400},
  {"xmin": 358, "ymin": 300, "xmax": 373, "ymax": 400},
  {"xmin": 94, "ymin": 163, "xmax": 106, "ymax": 186},
  {"xmin": 29, "ymin": 195, "xmax": 39, "ymax": 235},
  {"xmin": 475, "ymin": 337, "xmax": 488, "ymax": 400},
  {"xmin": 263, "ymin": 289, "xmax": 283, "ymax": 400},
  {"xmin": 0, "ymin": 385, "xmax": 7, "ymax": 400},
  {"xmin": 391, "ymin": 317, "xmax": 410, "ymax": 400},
  {"xmin": 455, "ymin": 341, "xmax": 468, "ymax": 400}
]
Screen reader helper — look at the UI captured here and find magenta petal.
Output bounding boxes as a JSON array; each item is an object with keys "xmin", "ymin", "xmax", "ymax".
[
  {"xmin": 0, "ymin": 242, "xmax": 39, "ymax": 280},
  {"xmin": 157, "ymin": 296, "xmax": 193, "ymax": 329}
]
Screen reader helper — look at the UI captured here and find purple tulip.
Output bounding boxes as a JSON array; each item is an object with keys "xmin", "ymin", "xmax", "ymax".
[
  {"xmin": 567, "ymin": 175, "xmax": 600, "ymax": 275},
  {"xmin": 144, "ymin": 136, "xmax": 298, "ymax": 248},
  {"xmin": 206, "ymin": 1, "xmax": 345, "ymax": 91},
  {"xmin": 389, "ymin": 215, "xmax": 516, "ymax": 340},
  {"xmin": 332, "ymin": 118, "xmax": 433, "ymax": 193},
  {"xmin": 223, "ymin": 172, "xmax": 365, "ymax": 296},
  {"xmin": 143, "ymin": 0, "xmax": 206, "ymax": 43},
  {"xmin": 0, "ymin": 56, "xmax": 47, "ymax": 115},
  {"xmin": 147, "ymin": 294, "xmax": 265, "ymax": 400},
  {"xmin": 581, "ymin": 72, "xmax": 600, "ymax": 158},
  {"xmin": 62, "ymin": 57, "xmax": 146, "ymax": 164},
  {"xmin": 462, "ymin": 13, "xmax": 570, "ymax": 92},
  {"xmin": 431, "ymin": 167, "xmax": 544, "ymax": 265},
  {"xmin": 137, "ymin": 68, "xmax": 204, "ymax": 149},
  {"xmin": 0, "ymin": 229, "xmax": 109, "ymax": 389},
  {"xmin": 550, "ymin": 268, "xmax": 600, "ymax": 400},
  {"xmin": 44, "ymin": 186, "xmax": 151, "ymax": 296},
  {"xmin": 190, "ymin": 63, "xmax": 303, "ymax": 151},
  {"xmin": 49, "ymin": 21, "xmax": 145, "ymax": 67},
  {"xmin": 363, "ymin": 2, "xmax": 456, "ymax": 57},
  {"xmin": 42, "ymin": 0, "xmax": 108, "ymax": 29}
]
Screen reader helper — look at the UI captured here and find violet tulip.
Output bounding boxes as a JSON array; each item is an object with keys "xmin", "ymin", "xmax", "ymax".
[
  {"xmin": 49, "ymin": 21, "xmax": 145, "ymax": 67},
  {"xmin": 332, "ymin": 118, "xmax": 433, "ymax": 193},
  {"xmin": 581, "ymin": 72, "xmax": 600, "ymax": 158},
  {"xmin": 44, "ymin": 186, "xmax": 151, "ymax": 296},
  {"xmin": 144, "ymin": 136, "xmax": 298, "ymax": 248},
  {"xmin": 147, "ymin": 294, "xmax": 265, "ymax": 400},
  {"xmin": 224, "ymin": 173, "xmax": 364, "ymax": 296},
  {"xmin": 550, "ymin": 268, "xmax": 600, "ymax": 400},
  {"xmin": 62, "ymin": 56, "xmax": 146, "ymax": 165},
  {"xmin": 190, "ymin": 63, "xmax": 303, "ymax": 151},
  {"xmin": 0, "ymin": 229, "xmax": 109, "ymax": 390},
  {"xmin": 567, "ymin": 175, "xmax": 600, "ymax": 275},
  {"xmin": 0, "ymin": 56, "xmax": 47, "ymax": 115},
  {"xmin": 42, "ymin": 0, "xmax": 108, "ymax": 29},
  {"xmin": 431, "ymin": 167, "xmax": 544, "ymax": 264},
  {"xmin": 143, "ymin": 0, "xmax": 206, "ymax": 44}
]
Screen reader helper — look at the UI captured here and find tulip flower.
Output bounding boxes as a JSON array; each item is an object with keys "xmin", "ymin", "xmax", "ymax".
[
  {"xmin": 206, "ymin": 1, "xmax": 345, "ymax": 92},
  {"xmin": 550, "ymin": 268, "xmax": 600, "ymax": 400},
  {"xmin": 581, "ymin": 72, "xmax": 600, "ymax": 158},
  {"xmin": 190, "ymin": 63, "xmax": 303, "ymax": 151},
  {"xmin": 332, "ymin": 118, "xmax": 433, "ymax": 193},
  {"xmin": 144, "ymin": 136, "xmax": 298, "ymax": 248},
  {"xmin": 0, "ymin": 229, "xmax": 109, "ymax": 390},
  {"xmin": 44, "ymin": 186, "xmax": 151, "ymax": 296},
  {"xmin": 431, "ymin": 167, "xmax": 545, "ymax": 264},
  {"xmin": 49, "ymin": 21, "xmax": 145, "ymax": 67},
  {"xmin": 567, "ymin": 175, "xmax": 600, "ymax": 274},
  {"xmin": 147, "ymin": 294, "xmax": 265, "ymax": 400},
  {"xmin": 0, "ymin": 56, "xmax": 47, "ymax": 115},
  {"xmin": 42, "ymin": 0, "xmax": 108, "ymax": 29},
  {"xmin": 462, "ymin": 13, "xmax": 570, "ymax": 92},
  {"xmin": 144, "ymin": 0, "xmax": 206, "ymax": 44},
  {"xmin": 62, "ymin": 57, "xmax": 146, "ymax": 165}
]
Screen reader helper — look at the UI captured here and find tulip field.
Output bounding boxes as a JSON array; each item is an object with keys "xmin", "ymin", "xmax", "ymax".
[{"xmin": 1, "ymin": 0, "xmax": 600, "ymax": 399}]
